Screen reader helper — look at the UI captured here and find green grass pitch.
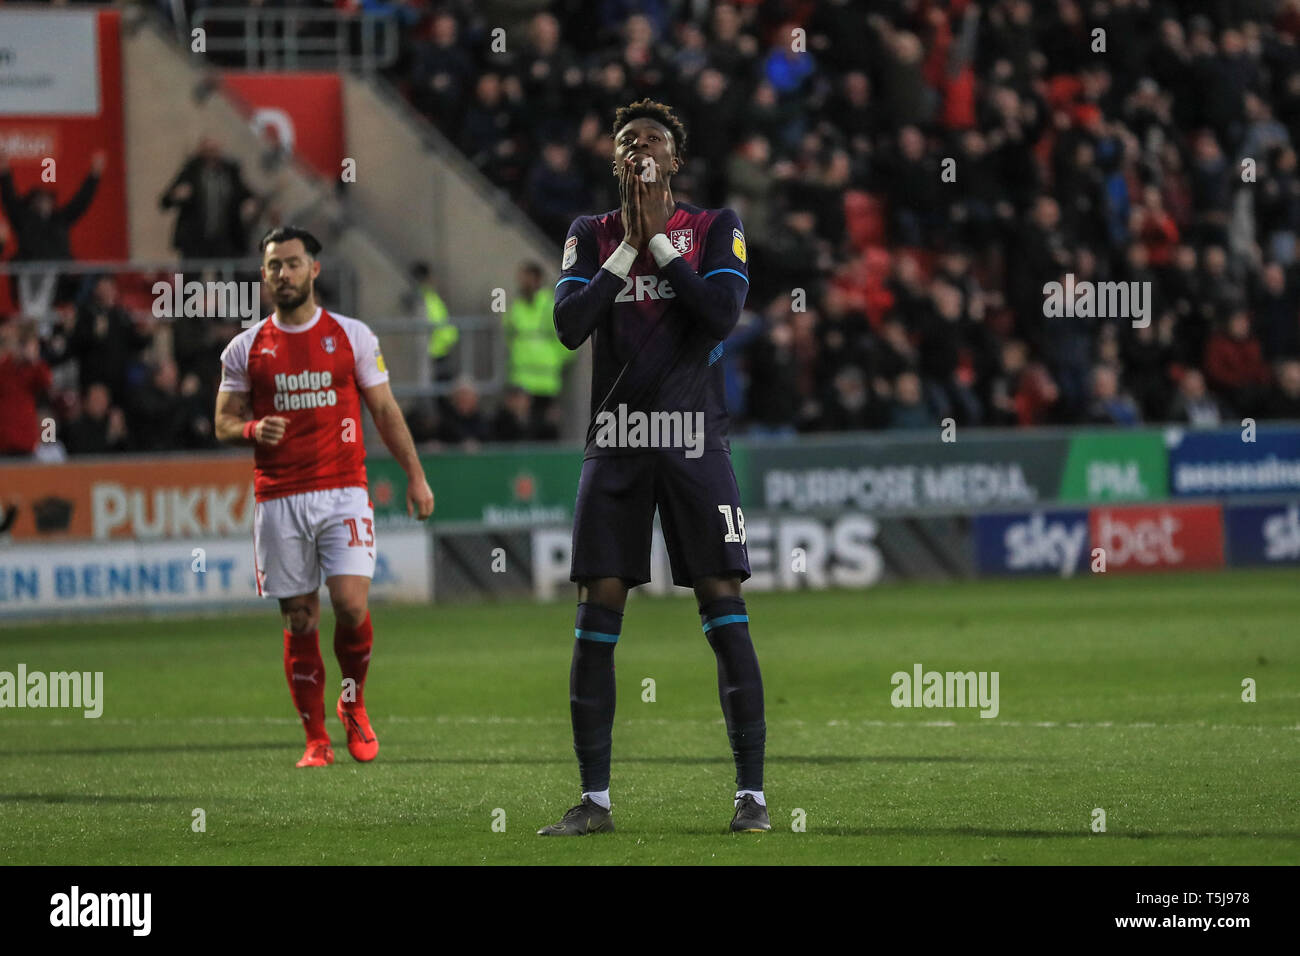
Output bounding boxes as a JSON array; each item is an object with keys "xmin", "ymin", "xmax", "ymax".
[{"xmin": 1, "ymin": 569, "xmax": 1296, "ymax": 865}]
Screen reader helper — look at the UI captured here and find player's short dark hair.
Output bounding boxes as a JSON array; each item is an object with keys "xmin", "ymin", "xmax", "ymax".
[
  {"xmin": 612, "ymin": 99, "xmax": 687, "ymax": 162},
  {"xmin": 259, "ymin": 225, "xmax": 322, "ymax": 257}
]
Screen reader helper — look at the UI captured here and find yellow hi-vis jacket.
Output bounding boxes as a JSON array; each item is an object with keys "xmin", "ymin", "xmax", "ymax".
[
  {"xmin": 505, "ymin": 287, "xmax": 570, "ymax": 396},
  {"xmin": 424, "ymin": 288, "xmax": 458, "ymax": 358}
]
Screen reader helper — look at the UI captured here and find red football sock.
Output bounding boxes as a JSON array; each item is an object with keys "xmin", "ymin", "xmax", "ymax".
[
  {"xmin": 334, "ymin": 612, "xmax": 373, "ymax": 707},
  {"xmin": 283, "ymin": 629, "xmax": 327, "ymax": 741}
]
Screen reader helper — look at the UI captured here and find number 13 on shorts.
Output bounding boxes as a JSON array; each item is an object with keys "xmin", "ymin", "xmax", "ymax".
[
  {"xmin": 344, "ymin": 517, "xmax": 374, "ymax": 547},
  {"xmin": 718, "ymin": 504, "xmax": 746, "ymax": 544}
]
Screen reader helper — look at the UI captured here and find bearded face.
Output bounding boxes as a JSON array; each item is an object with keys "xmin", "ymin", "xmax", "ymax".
[{"xmin": 273, "ymin": 271, "xmax": 313, "ymax": 310}]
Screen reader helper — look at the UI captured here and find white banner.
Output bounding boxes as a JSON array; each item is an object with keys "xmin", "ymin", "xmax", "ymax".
[
  {"xmin": 529, "ymin": 514, "xmax": 884, "ymax": 601},
  {"xmin": 0, "ymin": 529, "xmax": 431, "ymax": 616},
  {"xmin": 0, "ymin": 11, "xmax": 100, "ymax": 116}
]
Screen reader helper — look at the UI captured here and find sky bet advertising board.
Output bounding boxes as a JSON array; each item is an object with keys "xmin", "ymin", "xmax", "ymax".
[
  {"xmin": 1224, "ymin": 501, "xmax": 1300, "ymax": 566},
  {"xmin": 975, "ymin": 504, "xmax": 1225, "ymax": 577}
]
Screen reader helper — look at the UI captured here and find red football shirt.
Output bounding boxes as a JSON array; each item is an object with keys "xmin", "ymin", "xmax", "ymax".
[{"xmin": 218, "ymin": 306, "xmax": 389, "ymax": 501}]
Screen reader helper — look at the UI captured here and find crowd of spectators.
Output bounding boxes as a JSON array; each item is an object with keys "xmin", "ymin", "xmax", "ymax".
[
  {"xmin": 383, "ymin": 0, "xmax": 1300, "ymax": 437},
  {"xmin": 0, "ymin": 126, "xmax": 352, "ymax": 460},
  {"xmin": 0, "ymin": 133, "xmax": 278, "ymax": 459},
  {"xmin": 9, "ymin": 0, "xmax": 1300, "ymax": 460},
  {"xmin": 0, "ymin": 272, "xmax": 241, "ymax": 459}
]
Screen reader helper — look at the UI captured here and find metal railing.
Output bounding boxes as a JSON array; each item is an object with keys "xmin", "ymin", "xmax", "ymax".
[
  {"xmin": 366, "ymin": 314, "xmax": 507, "ymax": 402},
  {"xmin": 190, "ymin": 8, "xmax": 400, "ymax": 72}
]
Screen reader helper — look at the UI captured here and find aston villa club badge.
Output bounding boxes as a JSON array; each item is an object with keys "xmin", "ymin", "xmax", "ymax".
[
  {"xmin": 669, "ymin": 229, "xmax": 694, "ymax": 255},
  {"xmin": 321, "ymin": 335, "xmax": 337, "ymax": 354}
]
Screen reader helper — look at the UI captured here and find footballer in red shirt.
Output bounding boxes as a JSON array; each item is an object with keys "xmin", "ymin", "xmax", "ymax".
[{"xmin": 215, "ymin": 226, "xmax": 434, "ymax": 767}]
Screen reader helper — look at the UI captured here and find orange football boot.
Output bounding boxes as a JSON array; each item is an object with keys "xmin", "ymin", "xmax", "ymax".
[
  {"xmin": 296, "ymin": 739, "xmax": 335, "ymax": 767},
  {"xmin": 337, "ymin": 698, "xmax": 379, "ymax": 762}
]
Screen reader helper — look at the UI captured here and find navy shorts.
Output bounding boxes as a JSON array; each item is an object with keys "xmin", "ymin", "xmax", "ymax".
[{"xmin": 570, "ymin": 450, "xmax": 751, "ymax": 588}]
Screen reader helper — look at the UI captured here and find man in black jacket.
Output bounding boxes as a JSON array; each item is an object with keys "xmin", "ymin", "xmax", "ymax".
[
  {"xmin": 159, "ymin": 137, "xmax": 257, "ymax": 260},
  {"xmin": 0, "ymin": 151, "xmax": 105, "ymax": 317},
  {"xmin": 69, "ymin": 275, "xmax": 155, "ymax": 406}
]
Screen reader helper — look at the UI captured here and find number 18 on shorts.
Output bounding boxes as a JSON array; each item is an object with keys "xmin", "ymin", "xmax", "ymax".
[{"xmin": 569, "ymin": 451, "xmax": 751, "ymax": 588}]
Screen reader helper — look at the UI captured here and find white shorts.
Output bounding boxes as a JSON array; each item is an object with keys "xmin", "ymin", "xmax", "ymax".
[{"xmin": 253, "ymin": 486, "xmax": 376, "ymax": 598}]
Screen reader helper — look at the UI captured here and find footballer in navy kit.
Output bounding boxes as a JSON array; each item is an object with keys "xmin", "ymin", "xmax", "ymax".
[{"xmin": 537, "ymin": 100, "xmax": 769, "ymax": 836}]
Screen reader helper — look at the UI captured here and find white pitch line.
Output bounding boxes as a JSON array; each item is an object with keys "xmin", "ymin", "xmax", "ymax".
[
  {"xmin": 16, "ymin": 715, "xmax": 1300, "ymax": 732},
  {"xmin": 836, "ymin": 718, "xmax": 1298, "ymax": 731}
]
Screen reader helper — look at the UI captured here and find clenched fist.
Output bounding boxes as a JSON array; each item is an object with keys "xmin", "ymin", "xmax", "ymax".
[{"xmin": 255, "ymin": 416, "xmax": 288, "ymax": 445}]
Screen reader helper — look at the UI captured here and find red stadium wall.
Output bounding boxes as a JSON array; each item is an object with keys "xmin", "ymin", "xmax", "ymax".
[
  {"xmin": 0, "ymin": 9, "xmax": 127, "ymax": 313},
  {"xmin": 221, "ymin": 73, "xmax": 344, "ymax": 180}
]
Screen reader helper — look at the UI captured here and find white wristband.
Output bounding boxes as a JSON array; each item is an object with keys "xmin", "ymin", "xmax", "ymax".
[
  {"xmin": 602, "ymin": 241, "xmax": 638, "ymax": 279},
  {"xmin": 648, "ymin": 233, "xmax": 680, "ymax": 268}
]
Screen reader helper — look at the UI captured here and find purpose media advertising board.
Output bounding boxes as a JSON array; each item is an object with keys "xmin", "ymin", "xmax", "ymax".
[{"xmin": 748, "ymin": 434, "xmax": 1069, "ymax": 515}]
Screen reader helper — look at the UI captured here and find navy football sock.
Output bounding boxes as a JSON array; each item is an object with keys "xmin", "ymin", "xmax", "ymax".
[
  {"xmin": 570, "ymin": 602, "xmax": 622, "ymax": 794},
  {"xmin": 700, "ymin": 596, "xmax": 766, "ymax": 793}
]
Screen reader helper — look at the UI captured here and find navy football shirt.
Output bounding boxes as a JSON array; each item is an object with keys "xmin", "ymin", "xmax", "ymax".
[{"xmin": 553, "ymin": 201, "xmax": 750, "ymax": 458}]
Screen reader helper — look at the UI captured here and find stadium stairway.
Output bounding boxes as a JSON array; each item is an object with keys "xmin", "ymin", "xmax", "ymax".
[
  {"xmin": 120, "ymin": 9, "xmax": 590, "ymax": 436},
  {"xmin": 123, "ymin": 17, "xmax": 405, "ymax": 328}
]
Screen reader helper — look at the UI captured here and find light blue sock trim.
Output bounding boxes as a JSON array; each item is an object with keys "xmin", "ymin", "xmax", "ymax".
[{"xmin": 701, "ymin": 613, "xmax": 749, "ymax": 633}]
